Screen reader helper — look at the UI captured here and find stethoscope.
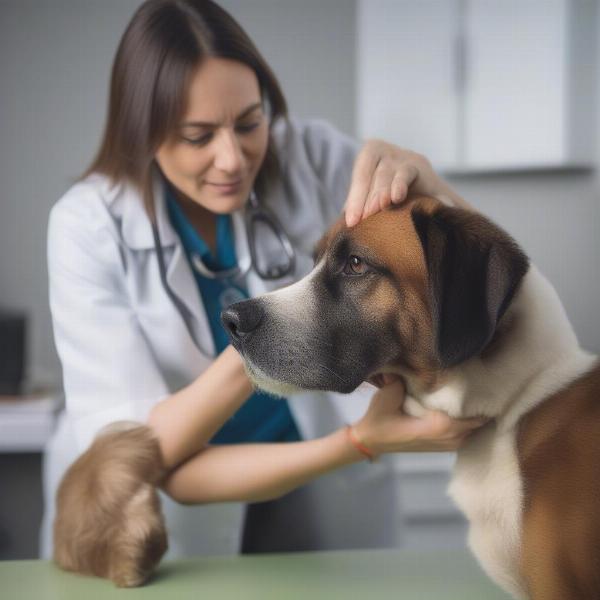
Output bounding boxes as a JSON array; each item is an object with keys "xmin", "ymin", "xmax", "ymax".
[
  {"xmin": 188, "ymin": 191, "xmax": 295, "ymax": 281},
  {"xmin": 151, "ymin": 190, "xmax": 296, "ymax": 350}
]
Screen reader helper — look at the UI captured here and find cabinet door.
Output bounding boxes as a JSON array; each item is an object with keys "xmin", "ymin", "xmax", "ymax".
[
  {"xmin": 464, "ymin": 0, "xmax": 567, "ymax": 168},
  {"xmin": 357, "ymin": 0, "xmax": 460, "ymax": 169}
]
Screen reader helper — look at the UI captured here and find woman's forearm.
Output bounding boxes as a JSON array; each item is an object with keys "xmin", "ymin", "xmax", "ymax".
[
  {"xmin": 146, "ymin": 345, "xmax": 253, "ymax": 469},
  {"xmin": 162, "ymin": 428, "xmax": 365, "ymax": 504}
]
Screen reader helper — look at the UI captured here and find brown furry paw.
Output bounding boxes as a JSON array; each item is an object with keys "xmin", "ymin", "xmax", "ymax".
[{"xmin": 53, "ymin": 422, "xmax": 168, "ymax": 587}]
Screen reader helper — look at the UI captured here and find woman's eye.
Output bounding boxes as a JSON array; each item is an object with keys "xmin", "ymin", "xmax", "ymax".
[
  {"xmin": 181, "ymin": 132, "xmax": 213, "ymax": 146},
  {"xmin": 343, "ymin": 255, "xmax": 368, "ymax": 276},
  {"xmin": 235, "ymin": 121, "xmax": 260, "ymax": 134}
]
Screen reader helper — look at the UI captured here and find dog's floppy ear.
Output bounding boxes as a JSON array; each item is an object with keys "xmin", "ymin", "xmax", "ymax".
[{"xmin": 412, "ymin": 204, "xmax": 529, "ymax": 368}]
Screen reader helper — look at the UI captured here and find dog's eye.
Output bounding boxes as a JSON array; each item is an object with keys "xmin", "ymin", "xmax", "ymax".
[{"xmin": 343, "ymin": 255, "xmax": 368, "ymax": 276}]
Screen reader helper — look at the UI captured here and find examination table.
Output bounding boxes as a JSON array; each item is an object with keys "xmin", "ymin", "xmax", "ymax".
[{"xmin": 0, "ymin": 548, "xmax": 512, "ymax": 599}]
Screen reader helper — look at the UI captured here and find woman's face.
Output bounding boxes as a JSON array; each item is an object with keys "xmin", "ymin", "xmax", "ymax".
[{"xmin": 155, "ymin": 57, "xmax": 269, "ymax": 214}]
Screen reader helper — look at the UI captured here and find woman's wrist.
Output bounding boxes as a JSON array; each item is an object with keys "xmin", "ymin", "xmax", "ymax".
[
  {"xmin": 163, "ymin": 427, "xmax": 370, "ymax": 504},
  {"xmin": 325, "ymin": 425, "xmax": 375, "ymax": 465},
  {"xmin": 345, "ymin": 425, "xmax": 378, "ymax": 462}
]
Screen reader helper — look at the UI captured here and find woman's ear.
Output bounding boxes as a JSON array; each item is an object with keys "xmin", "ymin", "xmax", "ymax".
[{"xmin": 411, "ymin": 204, "xmax": 529, "ymax": 369}]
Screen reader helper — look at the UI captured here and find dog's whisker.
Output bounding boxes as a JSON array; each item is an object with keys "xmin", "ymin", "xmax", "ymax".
[{"xmin": 315, "ymin": 362, "xmax": 349, "ymax": 385}]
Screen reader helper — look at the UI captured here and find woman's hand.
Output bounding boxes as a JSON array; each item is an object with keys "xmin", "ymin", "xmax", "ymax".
[
  {"xmin": 352, "ymin": 378, "xmax": 488, "ymax": 456},
  {"xmin": 344, "ymin": 140, "xmax": 472, "ymax": 227}
]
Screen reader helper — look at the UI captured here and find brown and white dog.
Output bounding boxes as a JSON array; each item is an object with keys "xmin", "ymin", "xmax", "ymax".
[{"xmin": 222, "ymin": 196, "xmax": 600, "ymax": 600}]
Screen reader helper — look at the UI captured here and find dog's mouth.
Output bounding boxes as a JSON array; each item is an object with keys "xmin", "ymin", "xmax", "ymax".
[
  {"xmin": 367, "ymin": 372, "xmax": 404, "ymax": 389},
  {"xmin": 244, "ymin": 355, "xmax": 402, "ymax": 397},
  {"xmin": 243, "ymin": 360, "xmax": 307, "ymax": 398},
  {"xmin": 368, "ymin": 373, "xmax": 388, "ymax": 388}
]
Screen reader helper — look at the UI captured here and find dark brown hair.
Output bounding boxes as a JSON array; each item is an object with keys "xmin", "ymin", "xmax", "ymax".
[{"xmin": 84, "ymin": 0, "xmax": 288, "ymax": 218}]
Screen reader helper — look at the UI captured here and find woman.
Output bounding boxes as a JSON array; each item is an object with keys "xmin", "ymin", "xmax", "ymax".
[{"xmin": 41, "ymin": 0, "xmax": 481, "ymax": 559}]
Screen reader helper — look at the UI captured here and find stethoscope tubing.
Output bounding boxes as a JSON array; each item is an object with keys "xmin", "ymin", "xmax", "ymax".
[{"xmin": 151, "ymin": 190, "xmax": 296, "ymax": 350}]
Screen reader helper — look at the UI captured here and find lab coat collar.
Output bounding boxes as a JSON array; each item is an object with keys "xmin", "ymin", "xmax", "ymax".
[
  {"xmin": 118, "ymin": 169, "xmax": 256, "ymax": 275},
  {"xmin": 118, "ymin": 171, "xmax": 215, "ymax": 356},
  {"xmin": 121, "ymin": 171, "xmax": 178, "ymax": 250},
  {"xmin": 118, "ymin": 170, "xmax": 281, "ymax": 355}
]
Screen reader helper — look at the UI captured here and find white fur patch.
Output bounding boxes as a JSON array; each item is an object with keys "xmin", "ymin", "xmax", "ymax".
[
  {"xmin": 405, "ymin": 266, "xmax": 597, "ymax": 599},
  {"xmin": 259, "ymin": 258, "xmax": 325, "ymax": 319},
  {"xmin": 244, "ymin": 361, "xmax": 305, "ymax": 398},
  {"xmin": 450, "ymin": 427, "xmax": 526, "ymax": 599}
]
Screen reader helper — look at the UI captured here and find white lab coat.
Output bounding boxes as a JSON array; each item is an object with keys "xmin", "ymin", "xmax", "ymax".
[{"xmin": 40, "ymin": 117, "xmax": 402, "ymax": 559}]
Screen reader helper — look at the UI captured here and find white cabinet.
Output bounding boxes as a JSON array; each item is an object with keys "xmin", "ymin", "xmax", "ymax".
[
  {"xmin": 357, "ymin": 0, "xmax": 597, "ymax": 172},
  {"xmin": 357, "ymin": 0, "xmax": 461, "ymax": 169},
  {"xmin": 0, "ymin": 393, "xmax": 63, "ymax": 452}
]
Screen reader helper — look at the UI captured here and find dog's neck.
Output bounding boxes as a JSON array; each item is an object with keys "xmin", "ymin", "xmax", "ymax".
[{"xmin": 405, "ymin": 266, "xmax": 597, "ymax": 428}]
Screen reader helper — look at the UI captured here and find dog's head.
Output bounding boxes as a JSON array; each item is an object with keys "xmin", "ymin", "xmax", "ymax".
[{"xmin": 223, "ymin": 196, "xmax": 529, "ymax": 396}]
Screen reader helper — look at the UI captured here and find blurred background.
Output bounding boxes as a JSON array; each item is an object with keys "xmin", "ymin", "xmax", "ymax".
[{"xmin": 0, "ymin": 0, "xmax": 598, "ymax": 560}]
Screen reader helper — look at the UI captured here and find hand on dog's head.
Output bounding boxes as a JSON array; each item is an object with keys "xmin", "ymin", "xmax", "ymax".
[{"xmin": 53, "ymin": 422, "xmax": 168, "ymax": 587}]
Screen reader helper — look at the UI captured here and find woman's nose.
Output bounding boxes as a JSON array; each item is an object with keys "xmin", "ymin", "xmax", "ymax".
[{"xmin": 213, "ymin": 129, "xmax": 244, "ymax": 174}]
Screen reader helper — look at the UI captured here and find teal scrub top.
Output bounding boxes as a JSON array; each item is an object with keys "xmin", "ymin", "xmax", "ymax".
[{"xmin": 165, "ymin": 185, "xmax": 301, "ymax": 444}]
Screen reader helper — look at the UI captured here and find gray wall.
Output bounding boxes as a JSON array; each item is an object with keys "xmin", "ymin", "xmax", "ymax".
[
  {"xmin": 0, "ymin": 0, "xmax": 357, "ymax": 386},
  {"xmin": 445, "ymin": 170, "xmax": 600, "ymax": 354},
  {"xmin": 0, "ymin": 0, "xmax": 599, "ymax": 388},
  {"xmin": 0, "ymin": 0, "xmax": 358, "ymax": 560},
  {"xmin": 0, "ymin": 0, "xmax": 599, "ymax": 562},
  {"xmin": 0, "ymin": 0, "xmax": 600, "ymax": 557},
  {"xmin": 0, "ymin": 0, "xmax": 142, "ymax": 385}
]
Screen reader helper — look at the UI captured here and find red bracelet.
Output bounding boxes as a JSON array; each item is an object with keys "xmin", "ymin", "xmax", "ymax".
[{"xmin": 345, "ymin": 425, "xmax": 376, "ymax": 462}]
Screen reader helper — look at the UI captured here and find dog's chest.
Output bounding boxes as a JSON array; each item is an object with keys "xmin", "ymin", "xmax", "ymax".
[{"xmin": 448, "ymin": 425, "xmax": 527, "ymax": 599}]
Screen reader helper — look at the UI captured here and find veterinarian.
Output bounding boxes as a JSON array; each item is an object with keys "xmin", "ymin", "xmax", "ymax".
[{"xmin": 40, "ymin": 0, "xmax": 484, "ymax": 559}]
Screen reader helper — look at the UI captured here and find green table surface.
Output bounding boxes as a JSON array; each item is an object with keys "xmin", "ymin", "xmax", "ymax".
[{"xmin": 0, "ymin": 549, "xmax": 512, "ymax": 600}]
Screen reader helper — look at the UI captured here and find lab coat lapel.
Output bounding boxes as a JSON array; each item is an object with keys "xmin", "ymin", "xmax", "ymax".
[
  {"xmin": 164, "ymin": 243, "xmax": 216, "ymax": 357},
  {"xmin": 121, "ymin": 174, "xmax": 216, "ymax": 358}
]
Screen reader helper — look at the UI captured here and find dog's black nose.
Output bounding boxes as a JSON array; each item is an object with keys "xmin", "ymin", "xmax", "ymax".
[{"xmin": 221, "ymin": 301, "xmax": 264, "ymax": 342}]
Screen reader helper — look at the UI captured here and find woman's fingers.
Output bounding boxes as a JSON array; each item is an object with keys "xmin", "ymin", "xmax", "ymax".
[
  {"xmin": 354, "ymin": 374, "xmax": 490, "ymax": 455},
  {"xmin": 345, "ymin": 146, "xmax": 379, "ymax": 227},
  {"xmin": 361, "ymin": 163, "xmax": 396, "ymax": 219},
  {"xmin": 344, "ymin": 140, "xmax": 473, "ymax": 227},
  {"xmin": 367, "ymin": 379, "xmax": 407, "ymax": 414},
  {"xmin": 390, "ymin": 164, "xmax": 418, "ymax": 204},
  {"xmin": 402, "ymin": 409, "xmax": 489, "ymax": 441},
  {"xmin": 345, "ymin": 142, "xmax": 426, "ymax": 226}
]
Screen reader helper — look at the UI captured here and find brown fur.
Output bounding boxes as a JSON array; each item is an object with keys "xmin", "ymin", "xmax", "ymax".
[
  {"xmin": 332, "ymin": 195, "xmax": 527, "ymax": 393},
  {"xmin": 53, "ymin": 422, "xmax": 168, "ymax": 587},
  {"xmin": 322, "ymin": 198, "xmax": 438, "ymax": 385},
  {"xmin": 341, "ymin": 199, "xmax": 599, "ymax": 597},
  {"xmin": 338, "ymin": 198, "xmax": 599, "ymax": 598},
  {"xmin": 352, "ymin": 202, "xmax": 435, "ymax": 372},
  {"xmin": 231, "ymin": 194, "xmax": 595, "ymax": 598},
  {"xmin": 518, "ymin": 362, "xmax": 600, "ymax": 599}
]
